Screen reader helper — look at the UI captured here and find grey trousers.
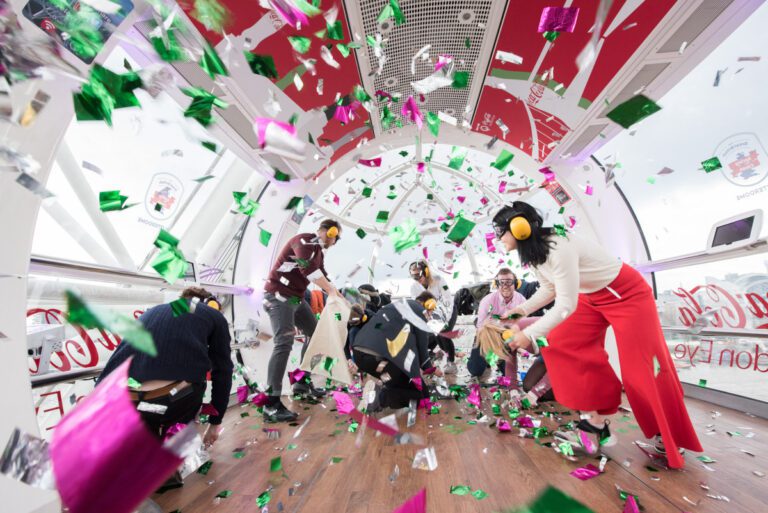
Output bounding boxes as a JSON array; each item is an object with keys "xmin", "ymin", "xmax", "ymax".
[{"xmin": 264, "ymin": 292, "xmax": 317, "ymax": 395}]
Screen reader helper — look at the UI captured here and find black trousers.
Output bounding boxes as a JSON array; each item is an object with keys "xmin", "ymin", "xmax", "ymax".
[
  {"xmin": 352, "ymin": 349, "xmax": 427, "ymax": 409},
  {"xmin": 136, "ymin": 382, "xmax": 207, "ymax": 438},
  {"xmin": 428, "ymin": 334, "xmax": 456, "ymax": 362}
]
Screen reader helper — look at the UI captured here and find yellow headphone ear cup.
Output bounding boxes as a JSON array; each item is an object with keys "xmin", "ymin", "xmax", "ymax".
[
  {"xmin": 423, "ymin": 266, "xmax": 430, "ymax": 277},
  {"xmin": 509, "ymin": 217, "xmax": 532, "ymax": 240},
  {"xmin": 424, "ymin": 298, "xmax": 437, "ymax": 311},
  {"xmin": 362, "ymin": 314, "xmax": 368, "ymax": 322},
  {"xmin": 517, "ymin": 279, "xmax": 521, "ymax": 290},
  {"xmin": 502, "ymin": 329, "xmax": 514, "ymax": 341},
  {"xmin": 207, "ymin": 300, "xmax": 220, "ymax": 311},
  {"xmin": 326, "ymin": 226, "xmax": 339, "ymax": 238}
]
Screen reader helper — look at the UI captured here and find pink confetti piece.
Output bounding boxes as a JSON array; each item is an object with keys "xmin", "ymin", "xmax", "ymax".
[
  {"xmin": 401, "ymin": 95, "xmax": 423, "ymax": 129},
  {"xmin": 333, "ymin": 101, "xmax": 361, "ymax": 124},
  {"xmin": 334, "ymin": 392, "xmax": 400, "ymax": 436},
  {"xmin": 332, "ymin": 391, "xmax": 355, "ymax": 415},
  {"xmin": 417, "ymin": 162, "xmax": 425, "ymax": 173},
  {"xmin": 497, "ymin": 375, "xmax": 512, "ymax": 387},
  {"xmin": 456, "ymin": 196, "xmax": 466, "ymax": 203},
  {"xmin": 254, "ymin": 117, "xmax": 296, "ymax": 149},
  {"xmin": 485, "ymin": 233, "xmax": 496, "ymax": 253},
  {"xmin": 623, "ymin": 495, "xmax": 640, "ymax": 513},
  {"xmin": 288, "ymin": 368, "xmax": 307, "ymax": 385},
  {"xmin": 498, "ymin": 181, "xmax": 507, "ymax": 193},
  {"xmin": 518, "ymin": 416, "xmax": 534, "ymax": 428},
  {"xmin": 50, "ymin": 361, "xmax": 183, "ymax": 513},
  {"xmin": 578, "ymin": 429, "xmax": 597, "ymax": 454},
  {"xmin": 252, "ymin": 392, "xmax": 269, "ymax": 407},
  {"xmin": 467, "ymin": 384, "xmax": 482, "ymax": 408},
  {"xmin": 585, "ymin": 184, "xmax": 594, "ymax": 195},
  {"xmin": 163, "ymin": 423, "xmax": 187, "ymax": 441},
  {"xmin": 422, "ymin": 247, "xmax": 428, "ymax": 259},
  {"xmin": 435, "ymin": 55, "xmax": 453, "ymax": 71},
  {"xmin": 392, "ymin": 488, "xmax": 427, "ymax": 513},
  {"xmin": 538, "ymin": 6, "xmax": 580, "ymax": 33},
  {"xmin": 497, "ymin": 419, "xmax": 512, "ymax": 432},
  {"xmin": 359, "ymin": 157, "xmax": 382, "ymax": 167},
  {"xmin": 200, "ymin": 404, "xmax": 219, "ymax": 417},
  {"xmin": 567, "ymin": 216, "xmax": 577, "ymax": 228},
  {"xmin": 570, "ymin": 464, "xmax": 601, "ymax": 481},
  {"xmin": 480, "ymin": 196, "xmax": 489, "ymax": 205},
  {"xmin": 539, "ymin": 166, "xmax": 555, "ymax": 182},
  {"xmin": 332, "ymin": 192, "xmax": 340, "ymax": 205},
  {"xmin": 375, "ymin": 90, "xmax": 393, "ymax": 101},
  {"xmin": 269, "ymin": 0, "xmax": 309, "ymax": 29},
  {"xmin": 236, "ymin": 385, "xmax": 249, "ymax": 403},
  {"xmin": 411, "ymin": 377, "xmax": 423, "ymax": 391},
  {"xmin": 418, "ymin": 397, "xmax": 435, "ymax": 410}
]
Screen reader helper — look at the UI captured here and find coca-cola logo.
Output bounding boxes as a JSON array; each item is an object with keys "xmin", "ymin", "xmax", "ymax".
[
  {"xmin": 672, "ymin": 284, "xmax": 768, "ymax": 330},
  {"xmin": 27, "ymin": 308, "xmax": 144, "ymax": 375}
]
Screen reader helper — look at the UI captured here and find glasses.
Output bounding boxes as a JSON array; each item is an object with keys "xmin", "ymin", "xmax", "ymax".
[
  {"xmin": 493, "ymin": 225, "xmax": 506, "ymax": 240},
  {"xmin": 497, "ymin": 279, "xmax": 515, "ymax": 287}
]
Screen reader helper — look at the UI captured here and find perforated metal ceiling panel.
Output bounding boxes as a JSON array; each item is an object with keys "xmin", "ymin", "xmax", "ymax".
[{"xmin": 357, "ymin": 0, "xmax": 496, "ymax": 133}]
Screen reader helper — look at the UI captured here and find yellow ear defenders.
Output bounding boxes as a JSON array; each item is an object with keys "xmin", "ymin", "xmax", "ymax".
[
  {"xmin": 362, "ymin": 314, "xmax": 368, "ymax": 322},
  {"xmin": 509, "ymin": 216, "xmax": 532, "ymax": 240},
  {"xmin": 423, "ymin": 264, "xmax": 430, "ymax": 278},
  {"xmin": 423, "ymin": 298, "xmax": 437, "ymax": 311},
  {"xmin": 326, "ymin": 225, "xmax": 339, "ymax": 238},
  {"xmin": 205, "ymin": 297, "xmax": 221, "ymax": 311}
]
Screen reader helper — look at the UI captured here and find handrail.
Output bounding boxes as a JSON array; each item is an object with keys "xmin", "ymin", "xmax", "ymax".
[
  {"xmin": 662, "ymin": 326, "xmax": 768, "ymax": 338},
  {"xmin": 634, "ymin": 237, "xmax": 768, "ymax": 273},
  {"xmin": 29, "ymin": 256, "xmax": 254, "ymax": 296}
]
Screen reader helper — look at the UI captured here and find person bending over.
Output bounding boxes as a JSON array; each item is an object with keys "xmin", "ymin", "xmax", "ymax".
[
  {"xmin": 262, "ymin": 219, "xmax": 344, "ymax": 422},
  {"xmin": 351, "ymin": 291, "xmax": 443, "ymax": 411},
  {"xmin": 98, "ymin": 287, "xmax": 232, "ymax": 448},
  {"xmin": 492, "ymin": 202, "xmax": 702, "ymax": 468},
  {"xmin": 409, "ymin": 260, "xmax": 459, "ymax": 373}
]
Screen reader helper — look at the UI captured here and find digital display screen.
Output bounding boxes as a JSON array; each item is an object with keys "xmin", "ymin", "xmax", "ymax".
[{"xmin": 712, "ymin": 216, "xmax": 754, "ymax": 247}]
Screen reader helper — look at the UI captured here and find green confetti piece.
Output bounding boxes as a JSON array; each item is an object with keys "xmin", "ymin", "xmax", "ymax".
[
  {"xmin": 336, "ymin": 43, "xmax": 351, "ymax": 57},
  {"xmin": 274, "ymin": 168, "xmax": 291, "ymax": 182},
  {"xmin": 472, "ymin": 489, "xmax": 489, "ymax": 500},
  {"xmin": 331, "ymin": 456, "xmax": 344, "ymax": 464},
  {"xmin": 701, "ymin": 157, "xmax": 722, "ymax": 173},
  {"xmin": 259, "ymin": 228, "xmax": 272, "ymax": 247},
  {"xmin": 151, "ymin": 229, "xmax": 189, "ymax": 284},
  {"xmin": 323, "ymin": 356, "xmax": 338, "ymax": 372},
  {"xmin": 353, "ymin": 85, "xmax": 372, "ymax": 103},
  {"xmin": 99, "ymin": 190, "xmax": 133, "ymax": 212},
  {"xmin": 491, "ymin": 149, "xmax": 514, "ymax": 171},
  {"xmin": 287, "ymin": 443, "xmax": 298, "ymax": 450},
  {"xmin": 240, "ymin": 412, "xmax": 250, "ymax": 417},
  {"xmin": 465, "ymin": 37, "xmax": 471, "ymax": 48},
  {"xmin": 362, "ymin": 186, "xmax": 373, "ymax": 198},
  {"xmin": 334, "ymin": 312, "xmax": 342, "ymax": 321},
  {"xmin": 653, "ymin": 355, "xmax": 660, "ymax": 377},
  {"xmin": 288, "ymin": 36, "xmax": 312, "ymax": 54},
  {"xmin": 181, "ymin": 87, "xmax": 228, "ymax": 127},
  {"xmin": 543, "ymin": 31, "xmax": 560, "ymax": 42},
  {"xmin": 452, "ymin": 71, "xmax": 469, "ymax": 89},
  {"xmin": 390, "ymin": 0, "xmax": 406, "ymax": 25},
  {"xmin": 448, "ymin": 146, "xmax": 467, "ymax": 170},
  {"xmin": 605, "ymin": 94, "xmax": 661, "ymax": 129},
  {"xmin": 54, "ymin": 5, "xmax": 104, "ymax": 61},
  {"xmin": 697, "ymin": 455, "xmax": 716, "ymax": 463},
  {"xmin": 256, "ymin": 490, "xmax": 271, "ymax": 507},
  {"xmin": 521, "ymin": 397, "xmax": 531, "ymax": 409},
  {"xmin": 376, "ymin": 210, "xmax": 389, "ymax": 223},
  {"xmin": 286, "ymin": 196, "xmax": 303, "ymax": 210},
  {"xmin": 151, "ymin": 31, "xmax": 188, "ymax": 63},
  {"xmin": 72, "ymin": 65, "xmax": 142, "ymax": 126},
  {"xmin": 232, "ymin": 191, "xmax": 259, "ymax": 216},
  {"xmin": 199, "ymin": 43, "xmax": 229, "ymax": 79},
  {"xmin": 450, "ymin": 485, "xmax": 472, "ymax": 496},
  {"xmin": 399, "ymin": 150, "xmax": 409, "ymax": 157},
  {"xmin": 348, "ymin": 421, "xmax": 359, "ymax": 433},
  {"xmin": 426, "ymin": 111, "xmax": 440, "ymax": 137},
  {"xmin": 446, "ymin": 215, "xmax": 476, "ymax": 244},
  {"xmin": 698, "ymin": 378, "xmax": 708, "ymax": 387},
  {"xmin": 193, "ymin": 174, "xmax": 215, "ymax": 183},
  {"xmin": 127, "ymin": 377, "xmax": 142, "ymax": 389},
  {"xmin": 646, "ymin": 176, "xmax": 656, "ymax": 185},
  {"xmin": 485, "ymin": 349, "xmax": 499, "ymax": 367},
  {"xmin": 389, "ymin": 218, "xmax": 421, "ymax": 253},
  {"xmin": 427, "ymin": 193, "xmax": 434, "ymax": 200},
  {"xmin": 244, "ymin": 52, "xmax": 278, "ymax": 79},
  {"xmin": 558, "ymin": 207, "xmax": 565, "ymax": 214},
  {"xmin": 535, "ymin": 337, "xmax": 549, "ymax": 348},
  {"xmin": 356, "ymin": 228, "xmax": 367, "ymax": 239},
  {"xmin": 202, "ymin": 141, "xmax": 218, "ymax": 152},
  {"xmin": 170, "ymin": 298, "xmax": 190, "ymax": 317},
  {"xmin": 191, "ymin": 0, "xmax": 231, "ymax": 33},
  {"xmin": 197, "ymin": 461, "xmax": 213, "ymax": 475},
  {"xmin": 216, "ymin": 490, "xmax": 232, "ymax": 498},
  {"xmin": 66, "ymin": 290, "xmax": 157, "ymax": 357},
  {"xmin": 553, "ymin": 224, "xmax": 567, "ymax": 237},
  {"xmin": 270, "ymin": 456, "xmax": 282, "ymax": 472},
  {"xmin": 380, "ymin": 105, "xmax": 401, "ymax": 130},
  {"xmin": 233, "ymin": 451, "xmax": 245, "ymax": 459},
  {"xmin": 326, "ymin": 20, "xmax": 344, "ymax": 40}
]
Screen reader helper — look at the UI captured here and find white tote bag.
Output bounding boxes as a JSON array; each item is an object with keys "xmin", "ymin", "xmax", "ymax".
[{"xmin": 299, "ymin": 296, "xmax": 353, "ymax": 385}]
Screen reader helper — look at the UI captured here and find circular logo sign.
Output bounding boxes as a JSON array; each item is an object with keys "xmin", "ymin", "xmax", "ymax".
[
  {"xmin": 714, "ymin": 132, "xmax": 768, "ymax": 187},
  {"xmin": 145, "ymin": 173, "xmax": 184, "ymax": 221}
]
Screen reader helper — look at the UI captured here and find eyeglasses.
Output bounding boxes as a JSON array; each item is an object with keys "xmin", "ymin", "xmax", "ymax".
[
  {"xmin": 493, "ymin": 225, "xmax": 507, "ymax": 240},
  {"xmin": 497, "ymin": 279, "xmax": 515, "ymax": 287}
]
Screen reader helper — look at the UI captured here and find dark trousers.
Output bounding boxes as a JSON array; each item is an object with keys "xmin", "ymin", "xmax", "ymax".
[
  {"xmin": 264, "ymin": 293, "xmax": 317, "ymax": 395},
  {"xmin": 428, "ymin": 334, "xmax": 456, "ymax": 362},
  {"xmin": 352, "ymin": 349, "xmax": 427, "ymax": 409},
  {"xmin": 467, "ymin": 345, "xmax": 505, "ymax": 377},
  {"xmin": 137, "ymin": 382, "xmax": 207, "ymax": 438}
]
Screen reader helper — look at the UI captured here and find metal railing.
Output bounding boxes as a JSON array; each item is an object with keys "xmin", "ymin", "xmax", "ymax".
[{"xmin": 662, "ymin": 326, "xmax": 768, "ymax": 338}]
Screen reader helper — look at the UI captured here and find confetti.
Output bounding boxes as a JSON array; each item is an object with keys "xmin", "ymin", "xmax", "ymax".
[
  {"xmin": 270, "ymin": 456, "xmax": 282, "ymax": 472},
  {"xmin": 496, "ymin": 50, "xmax": 523, "ymax": 65},
  {"xmin": 359, "ymin": 157, "xmax": 382, "ymax": 167},
  {"xmin": 245, "ymin": 53, "xmax": 278, "ymax": 79},
  {"xmin": 99, "ymin": 190, "xmax": 134, "ymax": 212},
  {"xmin": 539, "ymin": 7, "xmax": 580, "ymax": 33},
  {"xmin": 448, "ymin": 146, "xmax": 467, "ymax": 170},
  {"xmin": 232, "ymin": 191, "xmax": 259, "ymax": 216},
  {"xmin": 389, "ymin": 219, "xmax": 422, "ymax": 253},
  {"xmin": 701, "ymin": 157, "xmax": 722, "ymax": 173},
  {"xmin": 491, "ymin": 149, "xmax": 514, "ymax": 171},
  {"xmin": 446, "ymin": 215, "xmax": 476, "ymax": 244},
  {"xmin": 260, "ymin": 229, "xmax": 272, "ymax": 247},
  {"xmin": 72, "ymin": 65, "xmax": 142, "ymax": 126},
  {"xmin": 392, "ymin": 488, "xmax": 426, "ymax": 513},
  {"xmin": 376, "ymin": 211, "xmax": 390, "ymax": 223},
  {"xmin": 426, "ymin": 112, "xmax": 440, "ymax": 137},
  {"xmin": 181, "ymin": 87, "xmax": 228, "ymax": 127},
  {"xmin": 605, "ymin": 95, "xmax": 661, "ymax": 129},
  {"xmin": 151, "ymin": 229, "xmax": 188, "ymax": 284},
  {"xmin": 450, "ymin": 485, "xmax": 471, "ymax": 496},
  {"xmin": 452, "ymin": 71, "xmax": 469, "ymax": 89}
]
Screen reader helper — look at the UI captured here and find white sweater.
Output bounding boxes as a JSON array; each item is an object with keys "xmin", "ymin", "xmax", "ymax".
[
  {"xmin": 519, "ymin": 233, "xmax": 622, "ymax": 341},
  {"xmin": 410, "ymin": 274, "xmax": 454, "ymax": 317}
]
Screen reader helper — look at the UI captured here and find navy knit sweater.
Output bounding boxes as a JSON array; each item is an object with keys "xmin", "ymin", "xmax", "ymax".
[{"xmin": 98, "ymin": 302, "xmax": 233, "ymax": 424}]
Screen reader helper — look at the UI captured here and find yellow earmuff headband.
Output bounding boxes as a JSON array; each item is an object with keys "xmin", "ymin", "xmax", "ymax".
[
  {"xmin": 509, "ymin": 216, "xmax": 532, "ymax": 240},
  {"xmin": 326, "ymin": 226, "xmax": 339, "ymax": 238},
  {"xmin": 206, "ymin": 298, "xmax": 221, "ymax": 311},
  {"xmin": 423, "ymin": 298, "xmax": 437, "ymax": 311}
]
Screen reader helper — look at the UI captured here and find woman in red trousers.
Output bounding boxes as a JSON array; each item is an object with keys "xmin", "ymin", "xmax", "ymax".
[{"xmin": 492, "ymin": 202, "xmax": 702, "ymax": 469}]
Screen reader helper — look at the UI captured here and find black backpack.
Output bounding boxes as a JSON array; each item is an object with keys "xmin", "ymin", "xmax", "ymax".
[{"xmin": 454, "ymin": 288, "xmax": 477, "ymax": 315}]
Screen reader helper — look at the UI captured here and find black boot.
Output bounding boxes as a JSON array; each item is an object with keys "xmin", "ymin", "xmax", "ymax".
[
  {"xmin": 292, "ymin": 381, "xmax": 327, "ymax": 399},
  {"xmin": 263, "ymin": 397, "xmax": 298, "ymax": 422}
]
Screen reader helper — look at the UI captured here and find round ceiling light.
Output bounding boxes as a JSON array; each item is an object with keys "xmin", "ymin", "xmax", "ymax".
[
  {"xmin": 384, "ymin": 77, "xmax": 399, "ymax": 88},
  {"xmin": 458, "ymin": 9, "xmax": 476, "ymax": 25},
  {"xmin": 378, "ymin": 20, "xmax": 393, "ymax": 34}
]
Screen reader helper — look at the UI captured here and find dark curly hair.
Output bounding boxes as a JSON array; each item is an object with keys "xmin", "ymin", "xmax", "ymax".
[{"xmin": 492, "ymin": 202, "xmax": 555, "ymax": 267}]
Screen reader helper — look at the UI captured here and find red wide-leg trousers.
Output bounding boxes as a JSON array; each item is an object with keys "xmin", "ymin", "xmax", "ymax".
[{"xmin": 542, "ymin": 264, "xmax": 703, "ymax": 469}]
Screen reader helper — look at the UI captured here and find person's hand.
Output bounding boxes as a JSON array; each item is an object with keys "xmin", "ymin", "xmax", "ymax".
[
  {"xmin": 203, "ymin": 424, "xmax": 223, "ymax": 448},
  {"xmin": 502, "ymin": 307, "xmax": 526, "ymax": 320},
  {"xmin": 433, "ymin": 368, "xmax": 444, "ymax": 377},
  {"xmin": 507, "ymin": 330, "xmax": 533, "ymax": 352},
  {"xmin": 347, "ymin": 359, "xmax": 358, "ymax": 374}
]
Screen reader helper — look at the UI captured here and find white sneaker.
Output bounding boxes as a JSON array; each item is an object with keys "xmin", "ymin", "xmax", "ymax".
[
  {"xmin": 443, "ymin": 362, "xmax": 458, "ymax": 374},
  {"xmin": 653, "ymin": 434, "xmax": 685, "ymax": 455}
]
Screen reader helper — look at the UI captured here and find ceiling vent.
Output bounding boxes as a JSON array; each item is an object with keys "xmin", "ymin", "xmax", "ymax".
[
  {"xmin": 599, "ymin": 63, "xmax": 669, "ymax": 118},
  {"xmin": 358, "ymin": 0, "xmax": 493, "ymax": 130},
  {"xmin": 563, "ymin": 123, "xmax": 608, "ymax": 158}
]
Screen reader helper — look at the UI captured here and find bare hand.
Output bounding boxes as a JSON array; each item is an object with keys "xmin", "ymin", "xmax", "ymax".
[{"xmin": 203, "ymin": 425, "xmax": 222, "ymax": 448}]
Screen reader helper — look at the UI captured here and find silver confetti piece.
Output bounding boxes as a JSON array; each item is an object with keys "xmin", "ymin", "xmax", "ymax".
[{"xmin": 0, "ymin": 428, "xmax": 56, "ymax": 490}]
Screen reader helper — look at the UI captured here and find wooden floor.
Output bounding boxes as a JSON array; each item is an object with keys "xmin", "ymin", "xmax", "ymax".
[{"xmin": 153, "ymin": 364, "xmax": 767, "ymax": 513}]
